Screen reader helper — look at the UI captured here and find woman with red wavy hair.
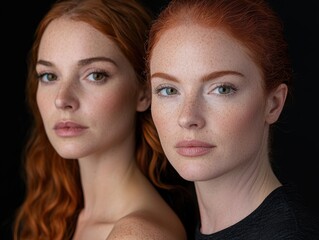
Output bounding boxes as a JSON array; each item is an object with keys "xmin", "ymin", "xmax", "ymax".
[
  {"xmin": 13, "ymin": 0, "xmax": 196, "ymax": 239},
  {"xmin": 147, "ymin": 0, "xmax": 319, "ymax": 239}
]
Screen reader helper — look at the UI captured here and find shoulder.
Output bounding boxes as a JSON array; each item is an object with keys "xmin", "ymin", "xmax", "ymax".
[
  {"xmin": 107, "ymin": 211, "xmax": 187, "ymax": 240},
  {"xmin": 257, "ymin": 185, "xmax": 319, "ymax": 238}
]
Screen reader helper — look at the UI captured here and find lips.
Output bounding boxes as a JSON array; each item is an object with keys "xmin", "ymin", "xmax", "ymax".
[
  {"xmin": 54, "ymin": 121, "xmax": 85, "ymax": 129},
  {"xmin": 175, "ymin": 140, "xmax": 214, "ymax": 157},
  {"xmin": 53, "ymin": 121, "xmax": 88, "ymax": 137}
]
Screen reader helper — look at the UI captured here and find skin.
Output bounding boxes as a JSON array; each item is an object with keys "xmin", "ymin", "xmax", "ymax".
[
  {"xmin": 36, "ymin": 17, "xmax": 186, "ymax": 240},
  {"xmin": 150, "ymin": 24, "xmax": 287, "ymax": 234}
]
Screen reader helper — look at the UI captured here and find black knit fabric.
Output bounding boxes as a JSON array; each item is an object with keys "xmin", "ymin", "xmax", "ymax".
[{"xmin": 195, "ymin": 185, "xmax": 319, "ymax": 240}]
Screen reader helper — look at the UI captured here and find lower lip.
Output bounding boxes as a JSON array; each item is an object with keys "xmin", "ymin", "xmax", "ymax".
[
  {"xmin": 176, "ymin": 147, "xmax": 213, "ymax": 157},
  {"xmin": 54, "ymin": 127, "xmax": 87, "ymax": 137}
]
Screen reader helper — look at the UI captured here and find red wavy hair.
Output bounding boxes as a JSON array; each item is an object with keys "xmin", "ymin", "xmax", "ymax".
[{"xmin": 14, "ymin": 0, "xmax": 195, "ymax": 239}]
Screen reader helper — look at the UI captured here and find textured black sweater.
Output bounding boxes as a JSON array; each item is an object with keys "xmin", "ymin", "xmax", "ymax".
[{"xmin": 195, "ymin": 185, "xmax": 319, "ymax": 240}]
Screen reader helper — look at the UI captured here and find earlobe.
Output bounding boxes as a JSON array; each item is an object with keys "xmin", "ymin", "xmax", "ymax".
[{"xmin": 265, "ymin": 83, "xmax": 288, "ymax": 124}]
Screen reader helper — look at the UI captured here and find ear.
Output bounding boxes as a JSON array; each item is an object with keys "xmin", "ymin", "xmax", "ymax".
[
  {"xmin": 136, "ymin": 85, "xmax": 151, "ymax": 112},
  {"xmin": 265, "ymin": 83, "xmax": 288, "ymax": 124}
]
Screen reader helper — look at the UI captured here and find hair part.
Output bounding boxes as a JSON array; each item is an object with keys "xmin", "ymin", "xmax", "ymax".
[{"xmin": 146, "ymin": 0, "xmax": 292, "ymax": 94}]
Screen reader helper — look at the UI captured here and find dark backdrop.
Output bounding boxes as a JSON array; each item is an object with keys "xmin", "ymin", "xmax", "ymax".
[{"xmin": 1, "ymin": 0, "xmax": 318, "ymax": 239}]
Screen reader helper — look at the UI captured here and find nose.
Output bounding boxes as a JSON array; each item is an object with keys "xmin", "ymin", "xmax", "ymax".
[
  {"xmin": 54, "ymin": 82, "xmax": 79, "ymax": 111},
  {"xmin": 178, "ymin": 95, "xmax": 205, "ymax": 129}
]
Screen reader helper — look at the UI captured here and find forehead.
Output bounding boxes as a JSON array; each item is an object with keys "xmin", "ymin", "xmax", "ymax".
[
  {"xmin": 38, "ymin": 17, "xmax": 124, "ymax": 61},
  {"xmin": 150, "ymin": 24, "xmax": 261, "ymax": 82},
  {"xmin": 152, "ymin": 24, "xmax": 247, "ymax": 66}
]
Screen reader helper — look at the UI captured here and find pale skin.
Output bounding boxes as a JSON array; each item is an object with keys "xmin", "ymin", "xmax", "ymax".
[
  {"xmin": 150, "ymin": 24, "xmax": 288, "ymax": 234},
  {"xmin": 36, "ymin": 17, "xmax": 186, "ymax": 240}
]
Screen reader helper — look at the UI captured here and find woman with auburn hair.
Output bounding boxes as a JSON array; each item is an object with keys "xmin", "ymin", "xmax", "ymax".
[
  {"xmin": 13, "ymin": 0, "xmax": 195, "ymax": 239},
  {"xmin": 147, "ymin": 0, "xmax": 319, "ymax": 239}
]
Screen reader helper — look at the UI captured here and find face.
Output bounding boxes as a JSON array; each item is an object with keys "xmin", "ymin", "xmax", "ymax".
[
  {"xmin": 36, "ymin": 18, "xmax": 149, "ymax": 159},
  {"xmin": 150, "ymin": 24, "xmax": 285, "ymax": 181}
]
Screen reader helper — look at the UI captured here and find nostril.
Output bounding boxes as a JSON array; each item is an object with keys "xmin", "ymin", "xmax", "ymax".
[
  {"xmin": 178, "ymin": 109, "xmax": 205, "ymax": 129},
  {"xmin": 55, "ymin": 96, "xmax": 77, "ymax": 110}
]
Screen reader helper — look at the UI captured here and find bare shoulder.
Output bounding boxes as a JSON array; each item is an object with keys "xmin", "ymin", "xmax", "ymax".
[{"xmin": 107, "ymin": 210, "xmax": 187, "ymax": 240}]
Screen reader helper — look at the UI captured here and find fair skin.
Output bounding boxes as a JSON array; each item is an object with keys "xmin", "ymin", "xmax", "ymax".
[
  {"xmin": 36, "ymin": 17, "xmax": 186, "ymax": 240},
  {"xmin": 150, "ymin": 24, "xmax": 288, "ymax": 234}
]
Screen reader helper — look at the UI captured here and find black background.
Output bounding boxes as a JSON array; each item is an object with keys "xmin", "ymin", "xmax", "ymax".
[{"xmin": 1, "ymin": 0, "xmax": 318, "ymax": 239}]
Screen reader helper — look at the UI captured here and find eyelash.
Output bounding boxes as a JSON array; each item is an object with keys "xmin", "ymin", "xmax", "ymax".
[
  {"xmin": 154, "ymin": 84, "xmax": 178, "ymax": 97},
  {"xmin": 37, "ymin": 70, "xmax": 111, "ymax": 84},
  {"xmin": 86, "ymin": 70, "xmax": 110, "ymax": 84},
  {"xmin": 37, "ymin": 72, "xmax": 57, "ymax": 83},
  {"xmin": 154, "ymin": 84, "xmax": 237, "ymax": 97},
  {"xmin": 213, "ymin": 84, "xmax": 237, "ymax": 95}
]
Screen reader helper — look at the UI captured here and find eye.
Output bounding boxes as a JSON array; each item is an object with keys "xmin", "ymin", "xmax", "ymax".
[
  {"xmin": 212, "ymin": 84, "xmax": 237, "ymax": 95},
  {"xmin": 87, "ymin": 71, "xmax": 109, "ymax": 82},
  {"xmin": 155, "ymin": 86, "xmax": 179, "ymax": 96},
  {"xmin": 38, "ymin": 72, "xmax": 57, "ymax": 83}
]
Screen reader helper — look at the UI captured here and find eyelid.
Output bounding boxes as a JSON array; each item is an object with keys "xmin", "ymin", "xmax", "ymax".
[
  {"xmin": 85, "ymin": 69, "xmax": 111, "ymax": 85},
  {"xmin": 153, "ymin": 84, "xmax": 179, "ymax": 97},
  {"xmin": 37, "ymin": 72, "xmax": 57, "ymax": 83},
  {"xmin": 210, "ymin": 83, "xmax": 237, "ymax": 95}
]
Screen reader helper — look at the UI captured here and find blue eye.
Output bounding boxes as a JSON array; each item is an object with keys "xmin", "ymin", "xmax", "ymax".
[
  {"xmin": 157, "ymin": 86, "xmax": 178, "ymax": 96},
  {"xmin": 212, "ymin": 85, "xmax": 236, "ymax": 95}
]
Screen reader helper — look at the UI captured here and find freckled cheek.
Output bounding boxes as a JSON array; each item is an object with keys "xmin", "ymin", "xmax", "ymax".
[
  {"xmin": 220, "ymin": 104, "xmax": 264, "ymax": 140},
  {"xmin": 36, "ymin": 92, "xmax": 57, "ymax": 139},
  {"xmin": 151, "ymin": 102, "xmax": 174, "ymax": 139},
  {"xmin": 90, "ymin": 96, "xmax": 137, "ymax": 138},
  {"xmin": 97, "ymin": 93, "xmax": 135, "ymax": 119},
  {"xmin": 36, "ymin": 91, "xmax": 53, "ymax": 120},
  {"xmin": 151, "ymin": 104, "xmax": 164, "ymax": 130}
]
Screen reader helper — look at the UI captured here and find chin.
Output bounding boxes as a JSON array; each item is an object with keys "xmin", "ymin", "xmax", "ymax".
[
  {"xmin": 176, "ymin": 164, "xmax": 207, "ymax": 182},
  {"xmin": 53, "ymin": 145, "xmax": 85, "ymax": 160},
  {"xmin": 54, "ymin": 142, "xmax": 98, "ymax": 160},
  {"xmin": 56, "ymin": 152, "xmax": 80, "ymax": 160}
]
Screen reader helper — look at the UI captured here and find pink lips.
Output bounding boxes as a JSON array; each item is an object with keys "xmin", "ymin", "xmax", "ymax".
[
  {"xmin": 54, "ymin": 121, "xmax": 88, "ymax": 137},
  {"xmin": 175, "ymin": 140, "xmax": 214, "ymax": 157}
]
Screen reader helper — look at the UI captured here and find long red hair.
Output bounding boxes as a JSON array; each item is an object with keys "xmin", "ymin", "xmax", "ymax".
[{"xmin": 14, "ymin": 0, "xmax": 195, "ymax": 239}]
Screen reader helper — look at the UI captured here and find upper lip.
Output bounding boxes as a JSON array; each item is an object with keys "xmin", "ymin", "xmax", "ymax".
[
  {"xmin": 54, "ymin": 121, "xmax": 87, "ymax": 129},
  {"xmin": 175, "ymin": 140, "xmax": 214, "ymax": 148}
]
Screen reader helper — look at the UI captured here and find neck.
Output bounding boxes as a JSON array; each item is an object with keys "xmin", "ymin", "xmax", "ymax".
[
  {"xmin": 77, "ymin": 150, "xmax": 139, "ymax": 221},
  {"xmin": 195, "ymin": 159, "xmax": 281, "ymax": 234}
]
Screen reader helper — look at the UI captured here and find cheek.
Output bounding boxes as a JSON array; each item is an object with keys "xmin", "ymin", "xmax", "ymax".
[
  {"xmin": 151, "ymin": 104, "xmax": 175, "ymax": 159},
  {"xmin": 36, "ymin": 90, "xmax": 51, "ymax": 121},
  {"xmin": 151, "ymin": 101, "xmax": 173, "ymax": 139},
  {"xmin": 100, "ymin": 81, "xmax": 137, "ymax": 109},
  {"xmin": 151, "ymin": 102, "xmax": 164, "ymax": 132},
  {"xmin": 92, "ymin": 90, "xmax": 138, "ymax": 134},
  {"xmin": 36, "ymin": 91, "xmax": 56, "ymax": 143},
  {"xmin": 94, "ymin": 93, "xmax": 133, "ymax": 122},
  {"xmin": 219, "ymin": 101, "xmax": 266, "ymax": 143}
]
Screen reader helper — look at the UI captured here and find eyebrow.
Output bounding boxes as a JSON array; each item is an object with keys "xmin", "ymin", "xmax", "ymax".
[
  {"xmin": 151, "ymin": 70, "xmax": 244, "ymax": 82},
  {"xmin": 37, "ymin": 56, "xmax": 118, "ymax": 67}
]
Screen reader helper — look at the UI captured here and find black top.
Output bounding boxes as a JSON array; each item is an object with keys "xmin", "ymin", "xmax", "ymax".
[{"xmin": 195, "ymin": 185, "xmax": 319, "ymax": 240}]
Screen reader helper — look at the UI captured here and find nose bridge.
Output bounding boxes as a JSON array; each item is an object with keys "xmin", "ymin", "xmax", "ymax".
[
  {"xmin": 55, "ymin": 77, "xmax": 78, "ymax": 110},
  {"xmin": 178, "ymin": 90, "xmax": 205, "ymax": 129},
  {"xmin": 183, "ymin": 92, "xmax": 199, "ymax": 113}
]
